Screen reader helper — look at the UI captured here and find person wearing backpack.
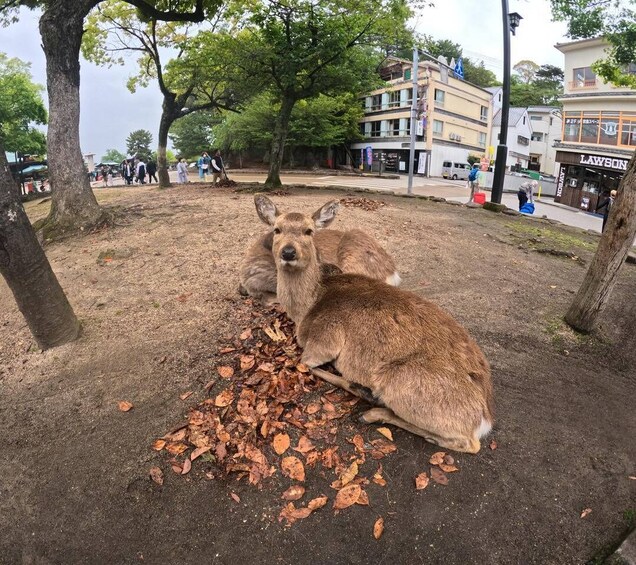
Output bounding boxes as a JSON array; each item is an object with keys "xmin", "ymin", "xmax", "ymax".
[{"xmin": 467, "ymin": 164, "xmax": 480, "ymax": 203}]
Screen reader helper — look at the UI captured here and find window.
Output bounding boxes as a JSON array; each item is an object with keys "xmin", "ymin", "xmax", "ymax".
[
  {"xmin": 600, "ymin": 113, "xmax": 619, "ymax": 146},
  {"xmin": 573, "ymin": 66, "xmax": 596, "ymax": 88},
  {"xmin": 404, "ymin": 68, "xmax": 411, "ymax": 80},
  {"xmin": 498, "ymin": 93, "xmax": 502, "ymax": 102},
  {"xmin": 621, "ymin": 120, "xmax": 636, "ymax": 146},
  {"xmin": 359, "ymin": 123, "xmax": 366, "ymax": 137},
  {"xmin": 522, "ymin": 116, "xmax": 526, "ymax": 125},
  {"xmin": 517, "ymin": 135, "xmax": 529, "ymax": 146},
  {"xmin": 370, "ymin": 94, "xmax": 382, "ymax": 111},
  {"xmin": 550, "ymin": 117, "xmax": 554, "ymax": 126},
  {"xmin": 388, "ymin": 91, "xmax": 400, "ymax": 108},
  {"xmin": 433, "ymin": 120, "xmax": 443, "ymax": 136},
  {"xmin": 580, "ymin": 113, "xmax": 599, "ymax": 143},
  {"xmin": 434, "ymin": 89, "xmax": 445, "ymax": 107},
  {"xmin": 530, "ymin": 115, "xmax": 542, "ymax": 121},
  {"xmin": 389, "ymin": 119, "xmax": 400, "ymax": 136},
  {"xmin": 531, "ymin": 132, "xmax": 544, "ymax": 142},
  {"xmin": 480, "ymin": 106, "xmax": 488, "ymax": 121},
  {"xmin": 403, "ymin": 88, "xmax": 413, "ymax": 105},
  {"xmin": 564, "ymin": 113, "xmax": 581, "ymax": 142},
  {"xmin": 479, "ymin": 132, "xmax": 487, "ymax": 147},
  {"xmin": 371, "ymin": 121, "xmax": 381, "ymax": 137}
]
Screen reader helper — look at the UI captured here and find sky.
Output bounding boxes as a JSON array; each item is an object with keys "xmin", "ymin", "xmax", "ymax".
[{"xmin": 0, "ymin": 1, "xmax": 570, "ymax": 161}]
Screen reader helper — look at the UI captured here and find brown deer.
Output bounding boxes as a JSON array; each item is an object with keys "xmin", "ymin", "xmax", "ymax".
[
  {"xmin": 239, "ymin": 202, "xmax": 400, "ymax": 304},
  {"xmin": 254, "ymin": 195, "xmax": 494, "ymax": 454}
]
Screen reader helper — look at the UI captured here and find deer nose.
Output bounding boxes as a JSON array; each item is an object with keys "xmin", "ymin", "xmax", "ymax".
[{"xmin": 281, "ymin": 246, "xmax": 296, "ymax": 261}]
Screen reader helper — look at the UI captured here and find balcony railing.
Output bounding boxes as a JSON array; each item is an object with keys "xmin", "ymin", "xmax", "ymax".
[{"xmin": 569, "ymin": 79, "xmax": 597, "ymax": 90}]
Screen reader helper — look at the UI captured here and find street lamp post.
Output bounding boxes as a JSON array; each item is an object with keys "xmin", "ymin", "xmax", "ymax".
[
  {"xmin": 407, "ymin": 47, "xmax": 419, "ymax": 195},
  {"xmin": 491, "ymin": 4, "xmax": 522, "ymax": 203}
]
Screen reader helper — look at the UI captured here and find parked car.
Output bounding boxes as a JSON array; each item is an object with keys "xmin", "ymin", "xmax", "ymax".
[{"xmin": 442, "ymin": 161, "xmax": 471, "ymax": 180}]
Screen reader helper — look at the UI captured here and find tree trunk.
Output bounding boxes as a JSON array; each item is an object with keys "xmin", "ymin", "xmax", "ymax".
[
  {"xmin": 157, "ymin": 106, "xmax": 175, "ymax": 189},
  {"xmin": 39, "ymin": 0, "xmax": 102, "ymax": 236},
  {"xmin": 0, "ymin": 148, "xmax": 80, "ymax": 350},
  {"xmin": 565, "ymin": 151, "xmax": 636, "ymax": 333},
  {"xmin": 265, "ymin": 96, "xmax": 296, "ymax": 189}
]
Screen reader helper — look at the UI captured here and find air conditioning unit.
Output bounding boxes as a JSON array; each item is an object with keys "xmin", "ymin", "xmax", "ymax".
[
  {"xmin": 449, "ymin": 133, "xmax": 456, "ymax": 140},
  {"xmin": 449, "ymin": 133, "xmax": 461, "ymax": 142}
]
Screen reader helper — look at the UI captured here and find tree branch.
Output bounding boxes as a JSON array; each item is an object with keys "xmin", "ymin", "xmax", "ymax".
[{"xmin": 123, "ymin": 0, "xmax": 205, "ymax": 23}]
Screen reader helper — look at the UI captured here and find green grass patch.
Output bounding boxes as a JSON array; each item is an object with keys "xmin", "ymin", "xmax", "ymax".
[{"xmin": 505, "ymin": 222, "xmax": 595, "ymax": 251}]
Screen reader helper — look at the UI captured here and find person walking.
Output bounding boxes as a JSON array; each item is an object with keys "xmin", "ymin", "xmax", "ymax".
[
  {"xmin": 121, "ymin": 160, "xmax": 133, "ymax": 185},
  {"xmin": 176, "ymin": 158, "xmax": 189, "ymax": 184},
  {"xmin": 146, "ymin": 159, "xmax": 158, "ymax": 183},
  {"xmin": 211, "ymin": 149, "xmax": 225, "ymax": 185},
  {"xmin": 197, "ymin": 152, "xmax": 211, "ymax": 181},
  {"xmin": 136, "ymin": 159, "xmax": 146, "ymax": 184},
  {"xmin": 467, "ymin": 164, "xmax": 479, "ymax": 203},
  {"xmin": 596, "ymin": 189, "xmax": 617, "ymax": 232},
  {"xmin": 101, "ymin": 165, "xmax": 110, "ymax": 187}
]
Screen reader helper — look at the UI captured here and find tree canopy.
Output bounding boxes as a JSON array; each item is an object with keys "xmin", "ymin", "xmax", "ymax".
[
  {"xmin": 169, "ymin": 110, "xmax": 216, "ymax": 158},
  {"xmin": 0, "ymin": 52, "xmax": 47, "ymax": 156},
  {"xmin": 510, "ymin": 62, "xmax": 564, "ymax": 106},
  {"xmin": 126, "ymin": 129, "xmax": 153, "ymax": 160},
  {"xmin": 101, "ymin": 148, "xmax": 126, "ymax": 163}
]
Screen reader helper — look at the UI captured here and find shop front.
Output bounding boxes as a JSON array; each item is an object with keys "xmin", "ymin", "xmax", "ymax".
[{"xmin": 554, "ymin": 150, "xmax": 629, "ymax": 211}]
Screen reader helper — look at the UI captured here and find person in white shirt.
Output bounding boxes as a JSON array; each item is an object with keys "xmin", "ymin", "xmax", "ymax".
[
  {"xmin": 176, "ymin": 159, "xmax": 189, "ymax": 183},
  {"xmin": 136, "ymin": 159, "xmax": 146, "ymax": 184}
]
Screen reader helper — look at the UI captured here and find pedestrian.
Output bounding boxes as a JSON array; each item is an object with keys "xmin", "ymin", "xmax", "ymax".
[
  {"xmin": 211, "ymin": 149, "xmax": 225, "ymax": 185},
  {"xmin": 136, "ymin": 158, "xmax": 146, "ymax": 184},
  {"xmin": 467, "ymin": 164, "xmax": 479, "ymax": 203},
  {"xmin": 596, "ymin": 189, "xmax": 617, "ymax": 232},
  {"xmin": 176, "ymin": 158, "xmax": 189, "ymax": 184},
  {"xmin": 146, "ymin": 159, "xmax": 158, "ymax": 183},
  {"xmin": 121, "ymin": 160, "xmax": 132, "ymax": 185},
  {"xmin": 101, "ymin": 165, "xmax": 110, "ymax": 187},
  {"xmin": 197, "ymin": 152, "xmax": 210, "ymax": 180},
  {"xmin": 517, "ymin": 185, "xmax": 528, "ymax": 210}
]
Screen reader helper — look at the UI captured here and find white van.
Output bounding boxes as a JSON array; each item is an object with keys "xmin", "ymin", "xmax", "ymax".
[{"xmin": 442, "ymin": 161, "xmax": 471, "ymax": 180}]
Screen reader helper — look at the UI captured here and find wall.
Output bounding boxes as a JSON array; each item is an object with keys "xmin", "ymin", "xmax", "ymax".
[{"xmin": 429, "ymin": 143, "xmax": 470, "ymax": 176}]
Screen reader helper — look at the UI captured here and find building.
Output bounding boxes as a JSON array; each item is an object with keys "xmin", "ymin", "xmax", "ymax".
[
  {"xmin": 553, "ymin": 37, "xmax": 636, "ymax": 211},
  {"xmin": 490, "ymin": 107, "xmax": 533, "ymax": 170},
  {"xmin": 527, "ymin": 106, "xmax": 562, "ymax": 175},
  {"xmin": 351, "ymin": 57, "xmax": 492, "ymax": 176}
]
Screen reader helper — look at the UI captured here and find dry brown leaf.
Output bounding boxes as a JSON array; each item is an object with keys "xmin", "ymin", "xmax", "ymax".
[
  {"xmin": 334, "ymin": 484, "xmax": 362, "ymax": 510},
  {"xmin": 430, "ymin": 467, "xmax": 449, "ymax": 485},
  {"xmin": 429, "ymin": 451, "xmax": 446, "ymax": 466},
  {"xmin": 489, "ymin": 440, "xmax": 498, "ymax": 450},
  {"xmin": 279, "ymin": 503, "xmax": 312, "ymax": 524},
  {"xmin": 230, "ymin": 492, "xmax": 241, "ymax": 503},
  {"xmin": 373, "ymin": 517, "xmax": 384, "ymax": 540},
  {"xmin": 191, "ymin": 446, "xmax": 212, "ymax": 461},
  {"xmin": 443, "ymin": 454, "xmax": 455, "ymax": 465},
  {"xmin": 580, "ymin": 508, "xmax": 592, "ymax": 518},
  {"xmin": 293, "ymin": 436, "xmax": 315, "ymax": 454},
  {"xmin": 376, "ymin": 427, "xmax": 393, "ymax": 441},
  {"xmin": 149, "ymin": 466, "xmax": 164, "ymax": 485},
  {"xmin": 239, "ymin": 328, "xmax": 252, "ymax": 340},
  {"xmin": 179, "ymin": 391, "xmax": 193, "ymax": 401},
  {"xmin": 165, "ymin": 442, "xmax": 188, "ymax": 455},
  {"xmin": 263, "ymin": 325, "xmax": 286, "ymax": 342},
  {"xmin": 240, "ymin": 355, "xmax": 256, "ymax": 371},
  {"xmin": 171, "ymin": 464, "xmax": 183, "ymax": 474},
  {"xmin": 439, "ymin": 463, "xmax": 459, "ymax": 473},
  {"xmin": 118, "ymin": 400, "xmax": 133, "ymax": 412},
  {"xmin": 340, "ymin": 461, "xmax": 359, "ymax": 487},
  {"xmin": 415, "ymin": 472, "xmax": 430, "ymax": 490},
  {"xmin": 218, "ymin": 346, "xmax": 236, "ymax": 354},
  {"xmin": 281, "ymin": 456, "xmax": 305, "ymax": 482},
  {"xmin": 214, "ymin": 389, "xmax": 234, "ymax": 407},
  {"xmin": 306, "ymin": 403, "xmax": 321, "ymax": 415},
  {"xmin": 308, "ymin": 496, "xmax": 328, "ymax": 511},
  {"xmin": 351, "ymin": 434, "xmax": 365, "ymax": 452},
  {"xmin": 282, "ymin": 485, "xmax": 306, "ymax": 501},
  {"xmin": 217, "ymin": 366, "xmax": 234, "ymax": 379},
  {"xmin": 152, "ymin": 439, "xmax": 166, "ymax": 451},
  {"xmin": 373, "ymin": 470, "xmax": 387, "ymax": 487},
  {"xmin": 181, "ymin": 458, "xmax": 192, "ymax": 475},
  {"xmin": 296, "ymin": 363, "xmax": 310, "ymax": 374},
  {"xmin": 272, "ymin": 433, "xmax": 290, "ymax": 455},
  {"xmin": 356, "ymin": 489, "xmax": 370, "ymax": 506},
  {"xmin": 216, "ymin": 427, "xmax": 231, "ymax": 443}
]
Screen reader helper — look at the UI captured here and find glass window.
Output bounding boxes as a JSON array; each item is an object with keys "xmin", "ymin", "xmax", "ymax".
[
  {"xmin": 599, "ymin": 113, "xmax": 619, "ymax": 146},
  {"xmin": 517, "ymin": 135, "xmax": 529, "ymax": 146},
  {"xmin": 371, "ymin": 94, "xmax": 382, "ymax": 111},
  {"xmin": 434, "ymin": 89, "xmax": 445, "ymax": 106},
  {"xmin": 531, "ymin": 132, "xmax": 543, "ymax": 141},
  {"xmin": 564, "ymin": 114, "xmax": 581, "ymax": 142},
  {"xmin": 404, "ymin": 68, "xmax": 411, "ymax": 80},
  {"xmin": 388, "ymin": 91, "xmax": 400, "ymax": 108},
  {"xmin": 522, "ymin": 116, "xmax": 526, "ymax": 125},
  {"xmin": 479, "ymin": 132, "xmax": 487, "ymax": 146},
  {"xmin": 389, "ymin": 119, "xmax": 400, "ymax": 136},
  {"xmin": 530, "ymin": 115, "xmax": 542, "ymax": 121},
  {"xmin": 573, "ymin": 67, "xmax": 596, "ymax": 87},
  {"xmin": 433, "ymin": 120, "xmax": 443, "ymax": 136},
  {"xmin": 480, "ymin": 106, "xmax": 488, "ymax": 121},
  {"xmin": 621, "ymin": 120, "xmax": 636, "ymax": 146},
  {"xmin": 580, "ymin": 114, "xmax": 599, "ymax": 143},
  {"xmin": 371, "ymin": 121, "xmax": 381, "ymax": 137}
]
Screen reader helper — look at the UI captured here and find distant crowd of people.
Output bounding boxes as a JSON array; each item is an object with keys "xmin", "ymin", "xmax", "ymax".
[{"xmin": 119, "ymin": 157, "xmax": 158, "ymax": 186}]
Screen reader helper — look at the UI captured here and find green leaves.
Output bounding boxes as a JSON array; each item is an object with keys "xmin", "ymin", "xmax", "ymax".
[
  {"xmin": 0, "ymin": 52, "xmax": 47, "ymax": 155},
  {"xmin": 126, "ymin": 129, "xmax": 153, "ymax": 160}
]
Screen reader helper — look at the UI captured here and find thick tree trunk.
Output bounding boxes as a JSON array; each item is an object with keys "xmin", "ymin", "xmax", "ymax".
[
  {"xmin": 265, "ymin": 96, "xmax": 296, "ymax": 189},
  {"xmin": 0, "ymin": 149, "xmax": 80, "ymax": 350},
  {"xmin": 39, "ymin": 0, "xmax": 102, "ymax": 235},
  {"xmin": 157, "ymin": 109, "xmax": 174, "ymax": 189},
  {"xmin": 565, "ymin": 151, "xmax": 636, "ymax": 333}
]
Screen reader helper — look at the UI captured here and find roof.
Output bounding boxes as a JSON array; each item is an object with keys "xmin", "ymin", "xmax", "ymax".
[
  {"xmin": 486, "ymin": 86, "xmax": 502, "ymax": 94},
  {"xmin": 554, "ymin": 36, "xmax": 606, "ymax": 53},
  {"xmin": 493, "ymin": 107, "xmax": 527, "ymax": 127}
]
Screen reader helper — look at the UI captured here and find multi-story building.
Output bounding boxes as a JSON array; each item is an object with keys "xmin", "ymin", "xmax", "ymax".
[
  {"xmin": 553, "ymin": 37, "xmax": 636, "ymax": 210},
  {"xmin": 351, "ymin": 57, "xmax": 492, "ymax": 176},
  {"xmin": 490, "ymin": 107, "xmax": 533, "ymax": 170},
  {"xmin": 528, "ymin": 106, "xmax": 562, "ymax": 175}
]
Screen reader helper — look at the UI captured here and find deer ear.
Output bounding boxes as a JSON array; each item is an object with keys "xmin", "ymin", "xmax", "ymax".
[
  {"xmin": 312, "ymin": 200, "xmax": 340, "ymax": 229},
  {"xmin": 254, "ymin": 194, "xmax": 279, "ymax": 226}
]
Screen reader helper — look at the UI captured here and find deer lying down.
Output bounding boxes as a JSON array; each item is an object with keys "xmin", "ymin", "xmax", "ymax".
[
  {"xmin": 239, "ymin": 205, "xmax": 401, "ymax": 304},
  {"xmin": 254, "ymin": 195, "xmax": 494, "ymax": 454}
]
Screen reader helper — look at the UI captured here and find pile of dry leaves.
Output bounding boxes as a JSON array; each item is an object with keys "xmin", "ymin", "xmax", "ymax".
[
  {"xmin": 151, "ymin": 299, "xmax": 462, "ymax": 534},
  {"xmin": 339, "ymin": 196, "xmax": 387, "ymax": 212}
]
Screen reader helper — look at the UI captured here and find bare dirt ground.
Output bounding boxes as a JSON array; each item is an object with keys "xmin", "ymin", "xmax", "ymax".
[{"xmin": 1, "ymin": 184, "xmax": 635, "ymax": 565}]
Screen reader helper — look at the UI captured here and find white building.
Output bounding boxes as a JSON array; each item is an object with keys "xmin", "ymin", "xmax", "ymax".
[
  {"xmin": 528, "ymin": 106, "xmax": 562, "ymax": 175},
  {"xmin": 490, "ymin": 107, "xmax": 533, "ymax": 170}
]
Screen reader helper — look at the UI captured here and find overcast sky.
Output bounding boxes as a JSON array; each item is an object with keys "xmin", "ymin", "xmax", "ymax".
[{"xmin": 0, "ymin": 1, "xmax": 569, "ymax": 161}]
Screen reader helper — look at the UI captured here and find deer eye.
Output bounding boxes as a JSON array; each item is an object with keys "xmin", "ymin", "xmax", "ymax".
[
  {"xmin": 273, "ymin": 228, "xmax": 281, "ymax": 235},
  {"xmin": 304, "ymin": 229, "xmax": 314, "ymax": 236}
]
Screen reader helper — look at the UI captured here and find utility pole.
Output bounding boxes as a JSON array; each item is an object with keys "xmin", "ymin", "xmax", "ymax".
[{"xmin": 407, "ymin": 47, "xmax": 418, "ymax": 195}]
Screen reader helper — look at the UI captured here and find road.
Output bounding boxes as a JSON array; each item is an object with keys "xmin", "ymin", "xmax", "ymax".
[{"xmin": 95, "ymin": 170, "xmax": 607, "ymax": 234}]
